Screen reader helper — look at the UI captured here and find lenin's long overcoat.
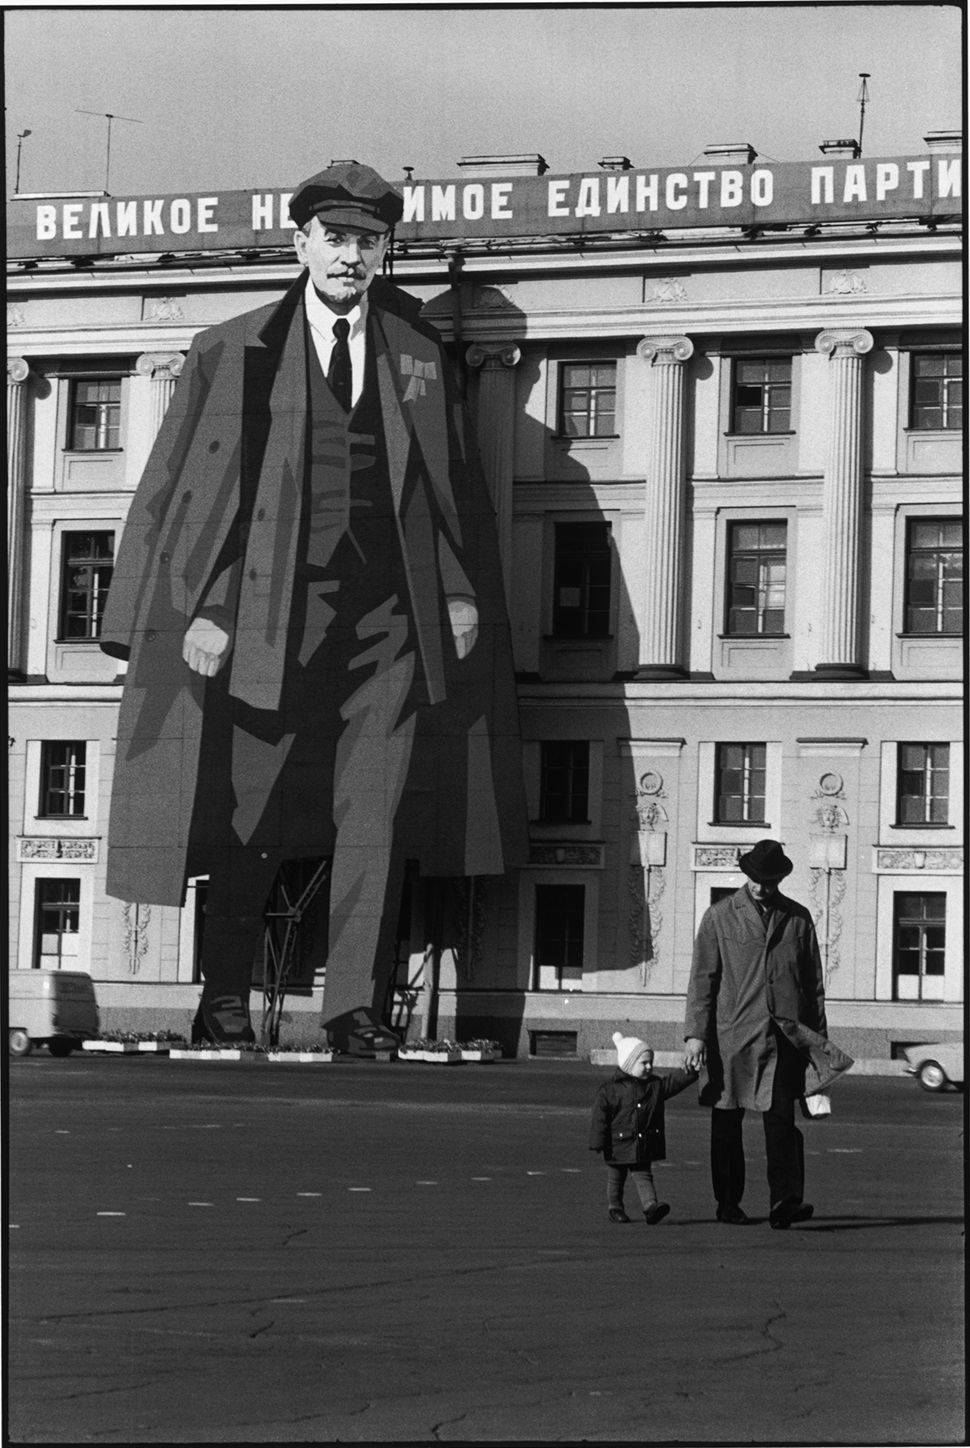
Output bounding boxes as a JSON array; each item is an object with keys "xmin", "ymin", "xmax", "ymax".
[
  {"xmin": 100, "ymin": 271, "xmax": 528, "ymax": 907},
  {"xmin": 684, "ymin": 886, "xmax": 851, "ymax": 1111}
]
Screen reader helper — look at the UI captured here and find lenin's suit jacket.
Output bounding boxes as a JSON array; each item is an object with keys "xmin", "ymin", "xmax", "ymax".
[{"xmin": 100, "ymin": 270, "xmax": 528, "ymax": 907}]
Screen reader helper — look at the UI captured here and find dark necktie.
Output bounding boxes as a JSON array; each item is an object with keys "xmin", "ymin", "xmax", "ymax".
[{"xmin": 327, "ymin": 318, "xmax": 352, "ymax": 412}]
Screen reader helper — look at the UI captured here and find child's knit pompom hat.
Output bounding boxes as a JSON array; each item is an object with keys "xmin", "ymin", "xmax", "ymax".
[{"xmin": 613, "ymin": 1030, "xmax": 651, "ymax": 1073}]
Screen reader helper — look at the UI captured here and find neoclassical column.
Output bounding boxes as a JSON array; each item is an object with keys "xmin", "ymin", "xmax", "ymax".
[
  {"xmin": 465, "ymin": 342, "xmax": 522, "ymax": 598},
  {"xmin": 135, "ymin": 351, "xmax": 185, "ymax": 439},
  {"xmin": 7, "ymin": 357, "xmax": 32, "ymax": 677},
  {"xmin": 813, "ymin": 329, "xmax": 874, "ymax": 677},
  {"xmin": 636, "ymin": 335, "xmax": 694, "ymax": 676}
]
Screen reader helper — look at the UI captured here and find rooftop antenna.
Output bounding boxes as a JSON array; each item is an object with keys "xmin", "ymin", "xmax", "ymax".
[
  {"xmin": 75, "ymin": 109, "xmax": 144, "ymax": 194},
  {"xmin": 856, "ymin": 73, "xmax": 871, "ymax": 156},
  {"xmin": 15, "ymin": 129, "xmax": 31, "ymax": 193}
]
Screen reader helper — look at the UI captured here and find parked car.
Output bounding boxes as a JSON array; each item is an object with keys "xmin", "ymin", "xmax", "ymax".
[
  {"xmin": 901, "ymin": 1040, "xmax": 964, "ymax": 1093},
  {"xmin": 8, "ymin": 970, "xmax": 100, "ymax": 1057}
]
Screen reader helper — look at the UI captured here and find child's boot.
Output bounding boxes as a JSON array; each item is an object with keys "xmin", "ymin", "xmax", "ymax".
[
  {"xmin": 608, "ymin": 1207, "xmax": 631, "ymax": 1223},
  {"xmin": 644, "ymin": 1202, "xmax": 670, "ymax": 1224}
]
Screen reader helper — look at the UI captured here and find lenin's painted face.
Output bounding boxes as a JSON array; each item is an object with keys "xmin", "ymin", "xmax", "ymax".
[{"xmin": 294, "ymin": 217, "xmax": 389, "ymax": 311}]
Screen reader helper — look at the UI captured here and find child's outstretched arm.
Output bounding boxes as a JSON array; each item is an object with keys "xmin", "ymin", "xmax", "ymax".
[{"xmin": 660, "ymin": 1065, "xmax": 700, "ymax": 1100}]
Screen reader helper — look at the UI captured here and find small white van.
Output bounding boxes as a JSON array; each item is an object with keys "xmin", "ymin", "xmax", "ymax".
[{"xmin": 8, "ymin": 971, "xmax": 100, "ymax": 1056}]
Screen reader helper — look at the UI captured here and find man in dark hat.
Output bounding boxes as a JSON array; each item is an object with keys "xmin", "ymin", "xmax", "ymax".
[
  {"xmin": 100, "ymin": 161, "xmax": 527, "ymax": 1053},
  {"xmin": 684, "ymin": 840, "xmax": 846, "ymax": 1228}
]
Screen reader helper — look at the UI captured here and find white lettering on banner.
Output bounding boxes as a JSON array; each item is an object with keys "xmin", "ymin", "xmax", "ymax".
[
  {"xmin": 752, "ymin": 169, "xmax": 774, "ymax": 206},
  {"xmin": 548, "ymin": 179, "xmax": 571, "ymax": 217},
  {"xmin": 432, "ymin": 185, "xmax": 456, "ymax": 222},
  {"xmin": 170, "ymin": 199, "xmax": 191, "ymax": 234},
  {"xmin": 402, "ymin": 185, "xmax": 424, "ymax": 223},
  {"xmin": 635, "ymin": 174, "xmax": 659, "ymax": 211},
  {"xmin": 907, "ymin": 160, "xmax": 930, "ymax": 198},
  {"xmin": 491, "ymin": 182, "xmax": 513, "ymax": 219},
  {"xmin": 198, "ymin": 198, "xmax": 218, "ymax": 232},
  {"xmin": 36, "ymin": 205, "xmax": 56, "ymax": 240},
  {"xmin": 843, "ymin": 165, "xmax": 867, "ymax": 203},
  {"xmin": 252, "ymin": 193, "xmax": 274, "ymax": 230},
  {"xmin": 875, "ymin": 163, "xmax": 899, "ymax": 200},
  {"xmin": 693, "ymin": 171, "xmax": 716, "ymax": 208},
  {"xmin": 143, "ymin": 200, "xmax": 164, "ymax": 235},
  {"xmin": 280, "ymin": 194, "xmax": 295, "ymax": 230},
  {"xmin": 63, "ymin": 204, "xmax": 83, "ymax": 239},
  {"xmin": 463, "ymin": 184, "xmax": 485, "ymax": 220},
  {"xmin": 720, "ymin": 171, "xmax": 744, "ymax": 206},
  {"xmin": 938, "ymin": 159, "xmax": 960, "ymax": 199},
  {"xmin": 812, "ymin": 167, "xmax": 835, "ymax": 204},
  {"xmin": 666, "ymin": 173, "xmax": 688, "ymax": 210},
  {"xmin": 607, "ymin": 175, "xmax": 629, "ymax": 212},
  {"xmin": 117, "ymin": 201, "xmax": 137, "ymax": 237},
  {"xmin": 575, "ymin": 178, "xmax": 601, "ymax": 217},
  {"xmin": 89, "ymin": 203, "xmax": 111, "ymax": 238}
]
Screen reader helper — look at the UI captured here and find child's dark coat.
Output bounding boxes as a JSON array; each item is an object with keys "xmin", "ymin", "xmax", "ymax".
[{"xmin": 589, "ymin": 1067, "xmax": 697, "ymax": 1165}]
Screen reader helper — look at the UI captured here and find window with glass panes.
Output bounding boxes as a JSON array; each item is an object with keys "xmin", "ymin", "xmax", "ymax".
[
  {"xmin": 893, "ymin": 893, "xmax": 946, "ymax": 1001},
  {"xmin": 715, "ymin": 743, "xmax": 766, "ymax": 823},
  {"xmin": 726, "ymin": 522, "xmax": 787, "ymax": 634},
  {"xmin": 911, "ymin": 352, "xmax": 963, "ymax": 430},
  {"xmin": 539, "ymin": 742, "xmax": 590, "ymax": 822},
  {"xmin": 559, "ymin": 362, "xmax": 617, "ymax": 437},
  {"xmin": 70, "ymin": 378, "xmax": 122, "ymax": 450},
  {"xmin": 59, "ymin": 532, "xmax": 114, "ymax": 639},
  {"xmin": 534, "ymin": 884, "xmax": 585, "ymax": 990},
  {"xmin": 552, "ymin": 523, "xmax": 611, "ymax": 637},
  {"xmin": 897, "ymin": 743, "xmax": 949, "ymax": 825},
  {"xmin": 732, "ymin": 357, "xmax": 792, "ymax": 433},
  {"xmin": 34, "ymin": 878, "xmax": 81, "ymax": 969},
  {"xmin": 39, "ymin": 742, "xmax": 87, "ymax": 817},
  {"xmin": 904, "ymin": 519, "xmax": 963, "ymax": 634}
]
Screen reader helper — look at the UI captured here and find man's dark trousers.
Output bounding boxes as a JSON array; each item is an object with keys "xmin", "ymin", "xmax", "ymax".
[{"xmin": 710, "ymin": 1026, "xmax": 807, "ymax": 1211}]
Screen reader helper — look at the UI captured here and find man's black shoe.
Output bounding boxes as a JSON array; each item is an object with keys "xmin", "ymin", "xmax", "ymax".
[
  {"xmin": 644, "ymin": 1202, "xmax": 670, "ymax": 1225},
  {"xmin": 324, "ymin": 1006, "xmax": 400, "ymax": 1055},
  {"xmin": 716, "ymin": 1205, "xmax": 753, "ymax": 1225},
  {"xmin": 608, "ymin": 1208, "xmax": 631, "ymax": 1223},
  {"xmin": 769, "ymin": 1200, "xmax": 814, "ymax": 1230},
  {"xmin": 192, "ymin": 992, "xmax": 255, "ymax": 1045}
]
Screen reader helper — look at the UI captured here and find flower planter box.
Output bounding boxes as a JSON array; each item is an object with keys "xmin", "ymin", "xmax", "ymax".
[
  {"xmin": 169, "ymin": 1047, "xmax": 261, "ymax": 1062},
  {"xmin": 397, "ymin": 1049, "xmax": 425, "ymax": 1062},
  {"xmin": 137, "ymin": 1040, "xmax": 179, "ymax": 1053},
  {"xmin": 266, "ymin": 1051, "xmax": 334, "ymax": 1064},
  {"xmin": 459, "ymin": 1049, "xmax": 500, "ymax": 1063},
  {"xmin": 424, "ymin": 1050, "xmax": 462, "ymax": 1064},
  {"xmin": 82, "ymin": 1039, "xmax": 139, "ymax": 1053}
]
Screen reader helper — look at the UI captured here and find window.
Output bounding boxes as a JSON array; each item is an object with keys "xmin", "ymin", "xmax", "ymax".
[
  {"xmin": 39, "ymin": 742, "xmax": 87, "ymax": 818},
  {"xmin": 559, "ymin": 362, "xmax": 617, "ymax": 437},
  {"xmin": 70, "ymin": 378, "xmax": 122, "ymax": 451},
  {"xmin": 893, "ymin": 893, "xmax": 945, "ymax": 1001},
  {"xmin": 904, "ymin": 519, "xmax": 962, "ymax": 635},
  {"xmin": 539, "ymin": 742, "xmax": 590, "ymax": 823},
  {"xmin": 732, "ymin": 357, "xmax": 792, "ymax": 434},
  {"xmin": 34, "ymin": 879, "xmax": 81, "ymax": 969},
  {"xmin": 911, "ymin": 352, "xmax": 962, "ymax": 431},
  {"xmin": 715, "ymin": 743, "xmax": 766, "ymax": 823},
  {"xmin": 897, "ymin": 744, "xmax": 949, "ymax": 825},
  {"xmin": 534, "ymin": 884, "xmax": 584, "ymax": 990},
  {"xmin": 552, "ymin": 523, "xmax": 611, "ymax": 637},
  {"xmin": 726, "ymin": 522, "xmax": 787, "ymax": 635},
  {"xmin": 59, "ymin": 532, "xmax": 114, "ymax": 640}
]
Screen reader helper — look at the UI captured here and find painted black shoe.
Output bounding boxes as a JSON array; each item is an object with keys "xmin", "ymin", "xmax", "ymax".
[
  {"xmin": 769, "ymin": 1200, "xmax": 814, "ymax": 1230},
  {"xmin": 644, "ymin": 1202, "xmax": 671, "ymax": 1225},
  {"xmin": 608, "ymin": 1208, "xmax": 631, "ymax": 1223},
  {"xmin": 192, "ymin": 992, "xmax": 255, "ymax": 1046},
  {"xmin": 716, "ymin": 1205, "xmax": 753, "ymax": 1225},
  {"xmin": 323, "ymin": 1006, "xmax": 400, "ymax": 1056}
]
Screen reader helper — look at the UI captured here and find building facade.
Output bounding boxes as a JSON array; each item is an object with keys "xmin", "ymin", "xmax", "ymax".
[{"xmin": 7, "ymin": 136, "xmax": 963, "ymax": 1059}]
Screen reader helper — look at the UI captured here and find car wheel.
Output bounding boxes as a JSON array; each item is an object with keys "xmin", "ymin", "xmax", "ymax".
[
  {"xmin": 9, "ymin": 1029, "xmax": 32, "ymax": 1057},
  {"xmin": 917, "ymin": 1060, "xmax": 948, "ymax": 1092},
  {"xmin": 48, "ymin": 1037, "xmax": 74, "ymax": 1058}
]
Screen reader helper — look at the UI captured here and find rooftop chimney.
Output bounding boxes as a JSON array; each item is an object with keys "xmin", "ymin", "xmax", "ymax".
[
  {"xmin": 457, "ymin": 154, "xmax": 548, "ymax": 178},
  {"xmin": 599, "ymin": 156, "xmax": 633, "ymax": 171},
  {"xmin": 819, "ymin": 139, "xmax": 861, "ymax": 158},
  {"xmin": 923, "ymin": 129, "xmax": 962, "ymax": 153},
  {"xmin": 703, "ymin": 142, "xmax": 758, "ymax": 164}
]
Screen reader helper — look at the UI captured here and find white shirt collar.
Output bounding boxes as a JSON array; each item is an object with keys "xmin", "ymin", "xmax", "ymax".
[{"xmin": 304, "ymin": 275, "xmax": 368, "ymax": 340}]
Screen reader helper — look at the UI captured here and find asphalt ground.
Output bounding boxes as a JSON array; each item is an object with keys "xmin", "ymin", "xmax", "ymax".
[{"xmin": 6, "ymin": 1056, "xmax": 966, "ymax": 1444}]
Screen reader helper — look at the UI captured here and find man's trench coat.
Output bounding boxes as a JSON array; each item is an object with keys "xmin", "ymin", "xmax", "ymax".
[
  {"xmin": 684, "ymin": 886, "xmax": 853, "ymax": 1111},
  {"xmin": 100, "ymin": 271, "xmax": 528, "ymax": 907}
]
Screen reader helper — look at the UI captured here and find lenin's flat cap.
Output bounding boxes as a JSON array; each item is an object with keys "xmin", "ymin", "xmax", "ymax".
[{"xmin": 289, "ymin": 161, "xmax": 404, "ymax": 234}]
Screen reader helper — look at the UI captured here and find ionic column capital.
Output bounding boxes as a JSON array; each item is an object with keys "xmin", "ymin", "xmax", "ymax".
[
  {"xmin": 135, "ymin": 351, "xmax": 185, "ymax": 381},
  {"xmin": 814, "ymin": 329, "xmax": 874, "ymax": 359},
  {"xmin": 465, "ymin": 342, "xmax": 522, "ymax": 370},
  {"xmin": 637, "ymin": 335, "xmax": 694, "ymax": 366},
  {"xmin": 7, "ymin": 357, "xmax": 31, "ymax": 385}
]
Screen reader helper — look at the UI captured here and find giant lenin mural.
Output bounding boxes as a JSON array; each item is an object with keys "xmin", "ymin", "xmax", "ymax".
[{"xmin": 100, "ymin": 162, "xmax": 528, "ymax": 1054}]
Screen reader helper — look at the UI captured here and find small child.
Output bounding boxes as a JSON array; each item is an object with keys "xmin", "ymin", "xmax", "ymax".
[{"xmin": 589, "ymin": 1031, "xmax": 698, "ymax": 1224}]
